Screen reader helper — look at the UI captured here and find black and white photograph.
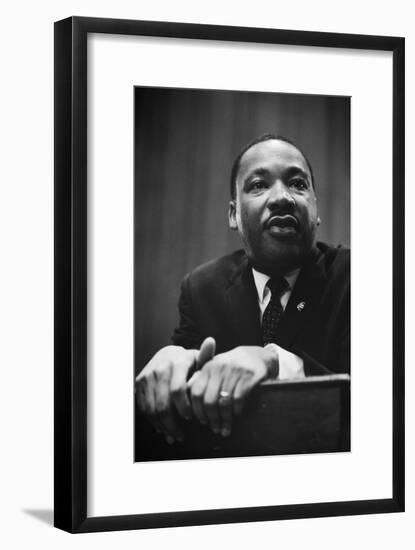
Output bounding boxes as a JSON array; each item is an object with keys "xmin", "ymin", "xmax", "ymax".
[
  {"xmin": 134, "ymin": 87, "xmax": 351, "ymax": 461},
  {"xmin": 51, "ymin": 14, "xmax": 404, "ymax": 535}
]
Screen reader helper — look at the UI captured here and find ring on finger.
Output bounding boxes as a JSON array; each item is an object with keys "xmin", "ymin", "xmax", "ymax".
[{"xmin": 218, "ymin": 390, "xmax": 232, "ymax": 404}]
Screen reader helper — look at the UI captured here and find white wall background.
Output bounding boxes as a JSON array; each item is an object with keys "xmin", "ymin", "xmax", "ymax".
[{"xmin": 0, "ymin": 0, "xmax": 412, "ymax": 547}]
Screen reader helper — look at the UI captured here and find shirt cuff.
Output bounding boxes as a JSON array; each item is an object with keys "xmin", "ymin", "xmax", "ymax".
[{"xmin": 264, "ymin": 343, "xmax": 305, "ymax": 380}]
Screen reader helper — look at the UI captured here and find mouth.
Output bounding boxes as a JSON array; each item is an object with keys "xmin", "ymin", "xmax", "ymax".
[
  {"xmin": 265, "ymin": 214, "xmax": 298, "ymax": 228},
  {"xmin": 264, "ymin": 214, "xmax": 299, "ymax": 237},
  {"xmin": 265, "ymin": 214, "xmax": 299, "ymax": 233}
]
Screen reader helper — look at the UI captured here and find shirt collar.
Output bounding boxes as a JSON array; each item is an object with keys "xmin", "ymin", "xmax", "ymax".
[{"xmin": 251, "ymin": 266, "xmax": 300, "ymax": 303}]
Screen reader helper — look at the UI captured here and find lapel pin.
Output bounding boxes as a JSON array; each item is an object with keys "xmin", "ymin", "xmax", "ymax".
[{"xmin": 297, "ymin": 301, "xmax": 306, "ymax": 312}]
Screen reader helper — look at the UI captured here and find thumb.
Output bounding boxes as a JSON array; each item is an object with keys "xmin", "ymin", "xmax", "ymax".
[
  {"xmin": 197, "ymin": 336, "xmax": 216, "ymax": 368},
  {"xmin": 187, "ymin": 337, "xmax": 216, "ymax": 387}
]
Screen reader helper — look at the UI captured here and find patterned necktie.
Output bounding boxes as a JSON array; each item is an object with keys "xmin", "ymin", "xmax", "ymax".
[{"xmin": 262, "ymin": 277, "xmax": 288, "ymax": 345}]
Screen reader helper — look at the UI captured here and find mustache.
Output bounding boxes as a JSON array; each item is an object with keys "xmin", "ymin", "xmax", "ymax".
[{"xmin": 264, "ymin": 213, "xmax": 299, "ymax": 229}]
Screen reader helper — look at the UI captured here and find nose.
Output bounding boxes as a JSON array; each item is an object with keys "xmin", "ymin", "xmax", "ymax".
[{"xmin": 268, "ymin": 180, "xmax": 295, "ymax": 209}]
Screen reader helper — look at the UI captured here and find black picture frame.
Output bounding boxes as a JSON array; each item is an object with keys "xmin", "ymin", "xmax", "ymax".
[{"xmin": 54, "ymin": 16, "xmax": 405, "ymax": 533}]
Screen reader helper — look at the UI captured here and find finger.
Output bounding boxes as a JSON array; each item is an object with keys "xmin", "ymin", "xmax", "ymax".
[
  {"xmin": 189, "ymin": 370, "xmax": 209, "ymax": 425},
  {"xmin": 203, "ymin": 361, "xmax": 224, "ymax": 434},
  {"xmin": 187, "ymin": 369, "xmax": 201, "ymax": 387},
  {"xmin": 149, "ymin": 413, "xmax": 164, "ymax": 436},
  {"xmin": 143, "ymin": 376, "xmax": 156, "ymax": 414},
  {"xmin": 217, "ymin": 371, "xmax": 240, "ymax": 437},
  {"xmin": 136, "ymin": 378, "xmax": 164, "ymax": 435},
  {"xmin": 170, "ymin": 358, "xmax": 193, "ymax": 421},
  {"xmin": 135, "ymin": 379, "xmax": 147, "ymax": 414},
  {"xmin": 159, "ymin": 407, "xmax": 183, "ymax": 444},
  {"xmin": 187, "ymin": 337, "xmax": 216, "ymax": 381},
  {"xmin": 146, "ymin": 384, "xmax": 165, "ymax": 435},
  {"xmin": 197, "ymin": 337, "xmax": 216, "ymax": 368},
  {"xmin": 233, "ymin": 374, "xmax": 255, "ymax": 416},
  {"xmin": 136, "ymin": 375, "xmax": 156, "ymax": 414},
  {"xmin": 153, "ymin": 367, "xmax": 183, "ymax": 443}
]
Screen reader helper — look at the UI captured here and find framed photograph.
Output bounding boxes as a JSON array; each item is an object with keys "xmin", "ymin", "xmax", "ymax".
[{"xmin": 54, "ymin": 16, "xmax": 404, "ymax": 533}]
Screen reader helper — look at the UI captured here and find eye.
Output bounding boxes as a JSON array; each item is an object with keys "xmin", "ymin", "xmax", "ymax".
[
  {"xmin": 290, "ymin": 177, "xmax": 308, "ymax": 191},
  {"xmin": 249, "ymin": 179, "xmax": 267, "ymax": 192}
]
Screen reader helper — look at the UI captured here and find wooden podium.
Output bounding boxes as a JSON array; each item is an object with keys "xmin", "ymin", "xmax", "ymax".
[{"xmin": 135, "ymin": 374, "xmax": 350, "ymax": 461}]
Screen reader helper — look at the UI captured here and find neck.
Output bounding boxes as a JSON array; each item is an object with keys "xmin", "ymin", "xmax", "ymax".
[{"xmin": 247, "ymin": 246, "xmax": 315, "ymax": 278}]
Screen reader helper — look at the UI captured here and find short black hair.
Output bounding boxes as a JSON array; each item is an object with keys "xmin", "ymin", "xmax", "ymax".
[{"xmin": 230, "ymin": 133, "xmax": 315, "ymax": 200}]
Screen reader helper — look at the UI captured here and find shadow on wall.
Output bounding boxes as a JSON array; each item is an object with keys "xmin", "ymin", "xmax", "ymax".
[{"xmin": 23, "ymin": 509, "xmax": 54, "ymax": 526}]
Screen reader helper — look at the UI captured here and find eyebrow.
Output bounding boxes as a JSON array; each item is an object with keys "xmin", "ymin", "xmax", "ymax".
[
  {"xmin": 284, "ymin": 166, "xmax": 311, "ymax": 182},
  {"xmin": 244, "ymin": 167, "xmax": 270, "ymax": 181},
  {"xmin": 244, "ymin": 166, "xmax": 311, "ymax": 184}
]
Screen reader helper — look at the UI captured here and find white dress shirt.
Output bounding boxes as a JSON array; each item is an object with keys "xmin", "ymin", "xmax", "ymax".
[{"xmin": 251, "ymin": 268, "xmax": 305, "ymax": 380}]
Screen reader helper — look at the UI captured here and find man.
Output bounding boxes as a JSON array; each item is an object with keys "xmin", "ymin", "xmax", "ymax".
[{"xmin": 136, "ymin": 134, "xmax": 350, "ymax": 445}]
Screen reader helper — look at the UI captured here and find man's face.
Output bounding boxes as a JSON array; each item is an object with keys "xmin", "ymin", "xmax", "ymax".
[{"xmin": 229, "ymin": 139, "xmax": 319, "ymax": 275}]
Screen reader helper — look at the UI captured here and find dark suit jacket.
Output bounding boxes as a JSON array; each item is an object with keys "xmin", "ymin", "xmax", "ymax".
[{"xmin": 172, "ymin": 242, "xmax": 350, "ymax": 376}]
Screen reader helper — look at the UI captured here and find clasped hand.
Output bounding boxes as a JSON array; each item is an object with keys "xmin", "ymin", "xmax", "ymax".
[{"xmin": 135, "ymin": 338, "xmax": 275, "ymax": 443}]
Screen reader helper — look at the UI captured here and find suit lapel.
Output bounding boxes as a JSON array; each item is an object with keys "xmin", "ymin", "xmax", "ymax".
[
  {"xmin": 275, "ymin": 247, "xmax": 327, "ymax": 349},
  {"xmin": 225, "ymin": 256, "xmax": 263, "ymax": 347}
]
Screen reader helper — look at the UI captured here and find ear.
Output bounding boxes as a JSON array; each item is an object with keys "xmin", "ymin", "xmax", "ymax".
[{"xmin": 228, "ymin": 200, "xmax": 238, "ymax": 230}]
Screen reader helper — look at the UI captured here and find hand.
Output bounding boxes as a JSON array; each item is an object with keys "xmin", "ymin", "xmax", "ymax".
[
  {"xmin": 188, "ymin": 346, "xmax": 275, "ymax": 437},
  {"xmin": 135, "ymin": 338, "xmax": 216, "ymax": 443}
]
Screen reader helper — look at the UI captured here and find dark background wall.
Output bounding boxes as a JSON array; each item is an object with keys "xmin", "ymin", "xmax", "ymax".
[{"xmin": 134, "ymin": 87, "xmax": 350, "ymax": 372}]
